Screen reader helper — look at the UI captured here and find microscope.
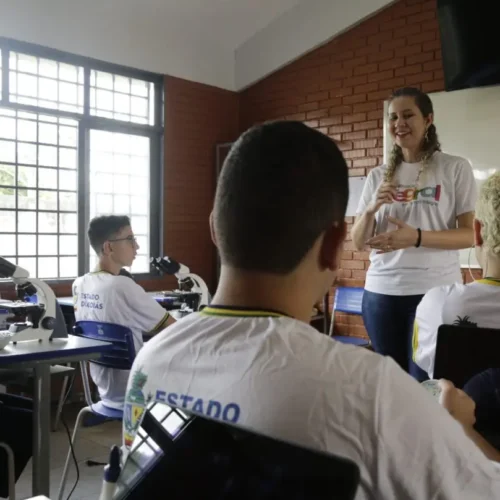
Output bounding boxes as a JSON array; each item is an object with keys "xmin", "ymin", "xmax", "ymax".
[
  {"xmin": 150, "ymin": 256, "xmax": 210, "ymax": 314},
  {"xmin": 0, "ymin": 257, "xmax": 56, "ymax": 349}
]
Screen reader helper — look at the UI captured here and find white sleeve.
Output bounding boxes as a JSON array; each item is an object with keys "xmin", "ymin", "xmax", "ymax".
[
  {"xmin": 355, "ymin": 169, "xmax": 376, "ymax": 215},
  {"xmin": 454, "ymin": 158, "xmax": 477, "ymax": 216},
  {"xmin": 412, "ymin": 286, "xmax": 447, "ymax": 378},
  {"xmin": 376, "ymin": 358, "xmax": 500, "ymax": 499},
  {"xmin": 120, "ymin": 279, "xmax": 170, "ymax": 334}
]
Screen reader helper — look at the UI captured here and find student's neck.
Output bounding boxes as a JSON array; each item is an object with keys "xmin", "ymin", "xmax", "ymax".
[
  {"xmin": 402, "ymin": 148, "xmax": 421, "ymax": 163},
  {"xmin": 96, "ymin": 259, "xmax": 121, "ymax": 276},
  {"xmin": 212, "ymin": 268, "xmax": 317, "ymax": 324}
]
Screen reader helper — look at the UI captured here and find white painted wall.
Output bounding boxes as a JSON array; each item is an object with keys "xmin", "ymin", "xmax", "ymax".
[
  {"xmin": 235, "ymin": 0, "xmax": 395, "ymax": 90},
  {"xmin": 0, "ymin": 0, "xmax": 236, "ymax": 89},
  {"xmin": 0, "ymin": 0, "xmax": 395, "ymax": 91}
]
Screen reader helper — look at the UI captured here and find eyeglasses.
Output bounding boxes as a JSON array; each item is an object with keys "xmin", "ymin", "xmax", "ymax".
[{"xmin": 108, "ymin": 235, "xmax": 137, "ymax": 245}]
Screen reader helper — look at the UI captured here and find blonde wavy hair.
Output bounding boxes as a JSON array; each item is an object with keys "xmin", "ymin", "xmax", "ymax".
[
  {"xmin": 384, "ymin": 87, "xmax": 441, "ymax": 184},
  {"xmin": 475, "ymin": 171, "xmax": 500, "ymax": 256}
]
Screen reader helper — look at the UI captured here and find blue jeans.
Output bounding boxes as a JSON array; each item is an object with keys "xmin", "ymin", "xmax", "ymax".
[{"xmin": 362, "ymin": 290, "xmax": 429, "ymax": 381}]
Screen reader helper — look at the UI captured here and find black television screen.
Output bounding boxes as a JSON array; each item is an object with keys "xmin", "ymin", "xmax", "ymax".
[
  {"xmin": 437, "ymin": 0, "xmax": 500, "ymax": 91},
  {"xmin": 114, "ymin": 401, "xmax": 360, "ymax": 499}
]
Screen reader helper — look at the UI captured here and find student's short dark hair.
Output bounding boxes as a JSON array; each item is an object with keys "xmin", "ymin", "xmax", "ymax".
[
  {"xmin": 213, "ymin": 120, "xmax": 349, "ymax": 274},
  {"xmin": 88, "ymin": 215, "xmax": 131, "ymax": 255}
]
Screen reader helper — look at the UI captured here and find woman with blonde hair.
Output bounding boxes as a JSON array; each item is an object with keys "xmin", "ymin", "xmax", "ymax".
[{"xmin": 352, "ymin": 87, "xmax": 476, "ymax": 380}]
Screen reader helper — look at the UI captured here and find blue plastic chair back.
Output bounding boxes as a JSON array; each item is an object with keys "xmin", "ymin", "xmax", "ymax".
[
  {"xmin": 73, "ymin": 321, "xmax": 136, "ymax": 370},
  {"xmin": 333, "ymin": 287, "xmax": 364, "ymax": 315}
]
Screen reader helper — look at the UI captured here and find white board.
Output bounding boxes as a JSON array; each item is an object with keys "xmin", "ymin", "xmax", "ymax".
[
  {"xmin": 383, "ymin": 85, "xmax": 500, "ymax": 268},
  {"xmin": 346, "ymin": 176, "xmax": 366, "ymax": 217}
]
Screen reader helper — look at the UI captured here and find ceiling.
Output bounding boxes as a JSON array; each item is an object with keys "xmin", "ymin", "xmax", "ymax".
[{"xmin": 0, "ymin": 0, "xmax": 393, "ymax": 90}]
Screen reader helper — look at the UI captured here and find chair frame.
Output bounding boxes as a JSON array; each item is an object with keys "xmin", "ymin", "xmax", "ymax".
[
  {"xmin": 57, "ymin": 321, "xmax": 136, "ymax": 500},
  {"xmin": 0, "ymin": 442, "xmax": 15, "ymax": 500}
]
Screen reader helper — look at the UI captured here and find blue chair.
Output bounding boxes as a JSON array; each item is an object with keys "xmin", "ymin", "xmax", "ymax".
[
  {"xmin": 57, "ymin": 321, "xmax": 136, "ymax": 500},
  {"xmin": 329, "ymin": 287, "xmax": 370, "ymax": 347}
]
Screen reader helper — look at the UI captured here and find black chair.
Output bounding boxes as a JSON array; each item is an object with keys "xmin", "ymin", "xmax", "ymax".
[
  {"xmin": 434, "ymin": 324, "xmax": 500, "ymax": 388},
  {"xmin": 113, "ymin": 401, "xmax": 361, "ymax": 500}
]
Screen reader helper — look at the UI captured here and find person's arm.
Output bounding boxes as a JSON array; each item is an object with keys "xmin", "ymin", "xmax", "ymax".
[
  {"xmin": 420, "ymin": 211, "xmax": 474, "ymax": 250},
  {"xmin": 376, "ymin": 360, "xmax": 500, "ymax": 499},
  {"xmin": 121, "ymin": 279, "xmax": 174, "ymax": 336},
  {"xmin": 439, "ymin": 379, "xmax": 500, "ymax": 462},
  {"xmin": 351, "ymin": 211, "xmax": 376, "ymax": 251}
]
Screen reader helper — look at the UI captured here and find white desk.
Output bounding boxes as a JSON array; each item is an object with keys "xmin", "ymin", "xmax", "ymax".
[{"xmin": 0, "ymin": 337, "xmax": 113, "ymax": 497}]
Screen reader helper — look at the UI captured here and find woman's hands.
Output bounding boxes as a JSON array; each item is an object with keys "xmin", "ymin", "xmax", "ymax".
[
  {"xmin": 366, "ymin": 182, "xmax": 397, "ymax": 215},
  {"xmin": 366, "ymin": 217, "xmax": 419, "ymax": 253}
]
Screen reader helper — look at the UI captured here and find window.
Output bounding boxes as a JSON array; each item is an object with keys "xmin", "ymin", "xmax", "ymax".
[{"xmin": 0, "ymin": 39, "xmax": 163, "ymax": 280}]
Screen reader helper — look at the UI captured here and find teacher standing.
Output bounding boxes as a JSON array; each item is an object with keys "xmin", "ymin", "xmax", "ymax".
[{"xmin": 351, "ymin": 87, "xmax": 476, "ymax": 380}]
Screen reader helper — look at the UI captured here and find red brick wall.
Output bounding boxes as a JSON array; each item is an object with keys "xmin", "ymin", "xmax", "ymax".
[
  {"xmin": 239, "ymin": 0, "xmax": 452, "ymax": 337},
  {"xmin": 164, "ymin": 76, "xmax": 240, "ymax": 292}
]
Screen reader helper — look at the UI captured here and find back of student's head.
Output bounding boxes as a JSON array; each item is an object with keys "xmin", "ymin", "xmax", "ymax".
[
  {"xmin": 476, "ymin": 172, "xmax": 500, "ymax": 256},
  {"xmin": 213, "ymin": 120, "xmax": 348, "ymax": 274},
  {"xmin": 88, "ymin": 215, "xmax": 131, "ymax": 255}
]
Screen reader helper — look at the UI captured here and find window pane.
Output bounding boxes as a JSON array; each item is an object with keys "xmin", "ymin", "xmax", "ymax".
[
  {"xmin": 0, "ymin": 140, "xmax": 16, "ymax": 163},
  {"xmin": 0, "ymin": 211, "xmax": 16, "ymax": 232},
  {"xmin": 18, "ymin": 166, "xmax": 37, "ymax": 188},
  {"xmin": 18, "ymin": 143, "xmax": 37, "ymax": 165},
  {"xmin": 39, "ymin": 123, "xmax": 58, "ymax": 145},
  {"xmin": 90, "ymin": 130, "xmax": 151, "ymax": 271},
  {"xmin": 0, "ymin": 164, "xmax": 15, "ymax": 186},
  {"xmin": 37, "ymin": 257, "xmax": 58, "ymax": 278},
  {"xmin": 39, "ymin": 235, "xmax": 57, "ymax": 255},
  {"xmin": 90, "ymin": 70, "xmax": 154, "ymax": 125},
  {"xmin": 17, "ymin": 189, "xmax": 37, "ymax": 209},
  {"xmin": 18, "ymin": 120, "xmax": 37, "ymax": 142},
  {"xmin": 59, "ymin": 213, "xmax": 77, "ymax": 234},
  {"xmin": 39, "ymin": 190, "xmax": 57, "ymax": 210},
  {"xmin": 60, "ymin": 256, "xmax": 77, "ymax": 278},
  {"xmin": 38, "ymin": 167, "xmax": 58, "ymax": 189},
  {"xmin": 0, "ymin": 117, "xmax": 16, "ymax": 139},
  {"xmin": 18, "ymin": 235, "xmax": 36, "ymax": 255},
  {"xmin": 59, "ymin": 126, "xmax": 77, "ymax": 147},
  {"xmin": 10, "ymin": 52, "xmax": 84, "ymax": 113},
  {"xmin": 18, "ymin": 211, "xmax": 36, "ymax": 232},
  {"xmin": 0, "ymin": 234, "xmax": 16, "ymax": 255},
  {"xmin": 17, "ymin": 257, "xmax": 36, "ymax": 276},
  {"xmin": 38, "ymin": 145, "xmax": 58, "ymax": 167},
  {"xmin": 38, "ymin": 212, "xmax": 58, "ymax": 233},
  {"xmin": 59, "ymin": 148, "xmax": 77, "ymax": 169},
  {"xmin": 0, "ymin": 188, "xmax": 16, "ymax": 209},
  {"xmin": 59, "ymin": 192, "xmax": 76, "ymax": 211},
  {"xmin": 59, "ymin": 170, "xmax": 76, "ymax": 191},
  {"xmin": 59, "ymin": 235, "xmax": 77, "ymax": 255}
]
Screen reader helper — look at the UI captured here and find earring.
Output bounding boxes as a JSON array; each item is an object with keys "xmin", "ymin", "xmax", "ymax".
[{"xmin": 424, "ymin": 128, "xmax": 429, "ymax": 142}]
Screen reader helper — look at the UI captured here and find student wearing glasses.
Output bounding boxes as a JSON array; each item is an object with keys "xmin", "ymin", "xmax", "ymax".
[{"xmin": 72, "ymin": 215, "xmax": 174, "ymax": 410}]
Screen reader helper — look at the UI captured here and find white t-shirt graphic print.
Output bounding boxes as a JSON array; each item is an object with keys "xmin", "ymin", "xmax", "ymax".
[
  {"xmin": 123, "ymin": 306, "xmax": 500, "ymax": 500},
  {"xmin": 72, "ymin": 271, "xmax": 169, "ymax": 409},
  {"xmin": 356, "ymin": 152, "xmax": 477, "ymax": 295}
]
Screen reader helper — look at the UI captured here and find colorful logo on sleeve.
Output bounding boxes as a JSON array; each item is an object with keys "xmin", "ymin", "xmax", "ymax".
[
  {"xmin": 123, "ymin": 368, "xmax": 149, "ymax": 448},
  {"xmin": 395, "ymin": 184, "xmax": 441, "ymax": 204}
]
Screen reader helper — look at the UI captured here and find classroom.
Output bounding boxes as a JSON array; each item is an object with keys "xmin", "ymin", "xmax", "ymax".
[{"xmin": 0, "ymin": 0, "xmax": 500, "ymax": 499}]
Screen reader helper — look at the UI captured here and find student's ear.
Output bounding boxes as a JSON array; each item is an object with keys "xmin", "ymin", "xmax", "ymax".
[
  {"xmin": 209, "ymin": 211, "xmax": 218, "ymax": 248},
  {"xmin": 473, "ymin": 218, "xmax": 483, "ymax": 247},
  {"xmin": 102, "ymin": 241, "xmax": 112, "ymax": 256},
  {"xmin": 320, "ymin": 221, "xmax": 347, "ymax": 271}
]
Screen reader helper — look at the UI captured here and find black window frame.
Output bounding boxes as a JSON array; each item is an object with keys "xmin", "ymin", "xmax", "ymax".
[{"xmin": 0, "ymin": 37, "xmax": 164, "ymax": 283}]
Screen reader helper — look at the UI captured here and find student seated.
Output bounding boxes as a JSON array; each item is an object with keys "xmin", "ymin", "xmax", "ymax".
[
  {"xmin": 414, "ymin": 171, "xmax": 500, "ymax": 444},
  {"xmin": 73, "ymin": 215, "xmax": 174, "ymax": 410},
  {"xmin": 123, "ymin": 122, "xmax": 500, "ymax": 499},
  {"xmin": 413, "ymin": 172, "xmax": 500, "ymax": 378}
]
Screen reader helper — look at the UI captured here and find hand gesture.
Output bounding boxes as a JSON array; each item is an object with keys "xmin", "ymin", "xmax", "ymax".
[
  {"xmin": 438, "ymin": 379, "xmax": 476, "ymax": 429},
  {"xmin": 366, "ymin": 217, "xmax": 418, "ymax": 253},
  {"xmin": 367, "ymin": 182, "xmax": 397, "ymax": 214}
]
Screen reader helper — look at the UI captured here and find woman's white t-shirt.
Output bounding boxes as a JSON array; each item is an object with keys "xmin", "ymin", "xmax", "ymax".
[{"xmin": 356, "ymin": 151, "xmax": 477, "ymax": 295}]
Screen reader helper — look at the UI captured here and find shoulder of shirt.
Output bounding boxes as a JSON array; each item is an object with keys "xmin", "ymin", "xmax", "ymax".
[
  {"xmin": 421, "ymin": 282, "xmax": 465, "ymax": 303},
  {"xmin": 434, "ymin": 151, "xmax": 471, "ymax": 168},
  {"xmin": 367, "ymin": 164, "xmax": 387, "ymax": 178}
]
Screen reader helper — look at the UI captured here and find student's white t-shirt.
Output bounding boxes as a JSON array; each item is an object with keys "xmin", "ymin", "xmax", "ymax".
[
  {"xmin": 413, "ymin": 278, "xmax": 500, "ymax": 378},
  {"xmin": 123, "ymin": 306, "xmax": 500, "ymax": 500},
  {"xmin": 72, "ymin": 271, "xmax": 169, "ymax": 409},
  {"xmin": 356, "ymin": 151, "xmax": 476, "ymax": 295}
]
